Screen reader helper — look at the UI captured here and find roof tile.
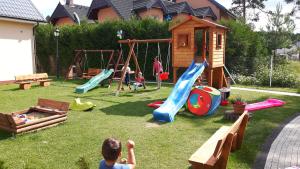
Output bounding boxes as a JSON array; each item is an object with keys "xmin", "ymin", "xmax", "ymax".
[{"xmin": 0, "ymin": 0, "xmax": 45, "ymax": 22}]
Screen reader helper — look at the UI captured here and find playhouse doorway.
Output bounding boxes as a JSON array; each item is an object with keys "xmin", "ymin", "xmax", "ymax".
[{"xmin": 194, "ymin": 28, "xmax": 209, "ymax": 63}]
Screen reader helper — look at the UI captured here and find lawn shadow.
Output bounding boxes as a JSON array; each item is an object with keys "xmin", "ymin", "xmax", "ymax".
[
  {"xmin": 0, "ymin": 131, "xmax": 13, "ymax": 140},
  {"xmin": 100, "ymin": 99, "xmax": 159, "ymax": 117},
  {"xmin": 2, "ymin": 84, "xmax": 42, "ymax": 91},
  {"xmin": 145, "ymin": 117, "xmax": 169, "ymax": 127}
]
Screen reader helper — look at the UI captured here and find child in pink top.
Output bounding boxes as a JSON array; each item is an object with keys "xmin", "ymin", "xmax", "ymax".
[{"xmin": 153, "ymin": 56, "xmax": 163, "ymax": 89}]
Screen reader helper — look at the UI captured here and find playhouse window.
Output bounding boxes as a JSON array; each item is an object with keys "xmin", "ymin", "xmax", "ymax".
[
  {"xmin": 216, "ymin": 33, "xmax": 222, "ymax": 49},
  {"xmin": 178, "ymin": 34, "xmax": 189, "ymax": 48}
]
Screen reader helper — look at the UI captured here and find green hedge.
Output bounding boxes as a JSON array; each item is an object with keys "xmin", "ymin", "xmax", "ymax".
[{"xmin": 36, "ymin": 19, "xmax": 171, "ymax": 80}]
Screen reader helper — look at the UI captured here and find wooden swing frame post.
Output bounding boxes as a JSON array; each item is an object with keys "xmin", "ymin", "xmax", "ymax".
[
  {"xmin": 116, "ymin": 39, "xmax": 172, "ymax": 94},
  {"xmin": 65, "ymin": 49, "xmax": 115, "ymax": 79}
]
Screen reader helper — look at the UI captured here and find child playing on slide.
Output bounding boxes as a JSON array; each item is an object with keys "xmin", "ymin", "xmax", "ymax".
[
  {"xmin": 133, "ymin": 72, "xmax": 146, "ymax": 91},
  {"xmin": 99, "ymin": 138, "xmax": 136, "ymax": 169},
  {"xmin": 153, "ymin": 56, "xmax": 163, "ymax": 89}
]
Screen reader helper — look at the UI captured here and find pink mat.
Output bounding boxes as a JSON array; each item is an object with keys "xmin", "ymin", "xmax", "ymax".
[{"xmin": 245, "ymin": 99, "xmax": 285, "ymax": 112}]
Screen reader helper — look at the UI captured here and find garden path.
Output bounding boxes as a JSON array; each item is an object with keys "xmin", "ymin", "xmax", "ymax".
[{"xmin": 231, "ymin": 87, "xmax": 300, "ymax": 97}]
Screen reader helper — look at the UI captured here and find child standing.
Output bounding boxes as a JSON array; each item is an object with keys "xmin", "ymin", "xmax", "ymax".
[
  {"xmin": 152, "ymin": 56, "xmax": 163, "ymax": 89},
  {"xmin": 122, "ymin": 66, "xmax": 132, "ymax": 90},
  {"xmin": 99, "ymin": 138, "xmax": 136, "ymax": 169}
]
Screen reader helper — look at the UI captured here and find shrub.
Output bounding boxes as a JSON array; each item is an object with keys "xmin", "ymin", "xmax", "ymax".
[
  {"xmin": 36, "ymin": 18, "xmax": 171, "ymax": 79},
  {"xmin": 232, "ymin": 74, "xmax": 258, "ymax": 86},
  {"xmin": 255, "ymin": 65, "xmax": 297, "ymax": 87}
]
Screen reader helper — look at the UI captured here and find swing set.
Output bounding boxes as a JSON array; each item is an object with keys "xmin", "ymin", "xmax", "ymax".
[
  {"xmin": 116, "ymin": 39, "xmax": 172, "ymax": 94},
  {"xmin": 65, "ymin": 49, "xmax": 123, "ymax": 80}
]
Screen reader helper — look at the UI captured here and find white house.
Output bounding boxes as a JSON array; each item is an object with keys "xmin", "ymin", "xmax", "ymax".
[{"xmin": 0, "ymin": 0, "xmax": 45, "ymax": 81}]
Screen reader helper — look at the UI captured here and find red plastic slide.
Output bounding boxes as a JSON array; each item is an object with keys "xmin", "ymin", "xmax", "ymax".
[{"xmin": 245, "ymin": 99, "xmax": 285, "ymax": 112}]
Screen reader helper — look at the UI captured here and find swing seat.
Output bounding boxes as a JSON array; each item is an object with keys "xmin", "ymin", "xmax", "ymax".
[{"xmin": 160, "ymin": 72, "xmax": 169, "ymax": 81}]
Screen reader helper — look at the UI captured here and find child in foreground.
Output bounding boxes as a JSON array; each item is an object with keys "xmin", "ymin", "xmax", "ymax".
[{"xmin": 99, "ymin": 138, "xmax": 136, "ymax": 169}]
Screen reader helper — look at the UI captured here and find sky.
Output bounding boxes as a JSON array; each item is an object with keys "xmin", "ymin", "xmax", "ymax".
[{"xmin": 31, "ymin": 0, "xmax": 299, "ymax": 33}]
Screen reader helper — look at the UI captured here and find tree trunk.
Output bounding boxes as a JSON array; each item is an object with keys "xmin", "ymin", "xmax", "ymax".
[{"xmin": 243, "ymin": 0, "xmax": 246, "ymax": 21}]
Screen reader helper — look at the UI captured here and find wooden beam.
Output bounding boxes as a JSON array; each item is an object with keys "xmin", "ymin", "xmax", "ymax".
[
  {"xmin": 118, "ymin": 39, "xmax": 172, "ymax": 44},
  {"xmin": 201, "ymin": 29, "xmax": 207, "ymax": 61},
  {"xmin": 173, "ymin": 67, "xmax": 178, "ymax": 84},
  {"xmin": 116, "ymin": 42, "xmax": 136, "ymax": 94},
  {"xmin": 208, "ymin": 68, "xmax": 213, "ymax": 87},
  {"xmin": 74, "ymin": 49, "xmax": 115, "ymax": 52}
]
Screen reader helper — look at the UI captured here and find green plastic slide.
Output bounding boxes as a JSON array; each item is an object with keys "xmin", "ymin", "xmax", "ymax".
[
  {"xmin": 75, "ymin": 69, "xmax": 114, "ymax": 94},
  {"xmin": 70, "ymin": 98, "xmax": 96, "ymax": 111}
]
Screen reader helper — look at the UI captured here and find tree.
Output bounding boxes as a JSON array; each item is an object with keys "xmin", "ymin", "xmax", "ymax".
[
  {"xmin": 265, "ymin": 3, "xmax": 295, "ymax": 54},
  {"xmin": 284, "ymin": 0, "xmax": 300, "ymax": 19},
  {"xmin": 220, "ymin": 19, "xmax": 267, "ymax": 75},
  {"xmin": 230, "ymin": 0, "xmax": 268, "ymax": 21}
]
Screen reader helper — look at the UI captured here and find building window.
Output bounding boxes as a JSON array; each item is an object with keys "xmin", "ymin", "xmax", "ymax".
[
  {"xmin": 216, "ymin": 33, "xmax": 222, "ymax": 49},
  {"xmin": 178, "ymin": 34, "xmax": 190, "ymax": 48}
]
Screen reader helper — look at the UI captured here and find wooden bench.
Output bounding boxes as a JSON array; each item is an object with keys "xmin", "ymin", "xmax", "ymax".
[
  {"xmin": 15, "ymin": 73, "xmax": 52, "ymax": 90},
  {"xmin": 82, "ymin": 68, "xmax": 101, "ymax": 79},
  {"xmin": 0, "ymin": 98, "xmax": 69, "ymax": 135},
  {"xmin": 188, "ymin": 112, "xmax": 249, "ymax": 169}
]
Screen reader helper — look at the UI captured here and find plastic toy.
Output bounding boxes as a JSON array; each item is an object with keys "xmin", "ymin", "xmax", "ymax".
[
  {"xmin": 186, "ymin": 86, "xmax": 221, "ymax": 116},
  {"xmin": 147, "ymin": 101, "xmax": 164, "ymax": 108},
  {"xmin": 70, "ymin": 98, "xmax": 96, "ymax": 111},
  {"xmin": 245, "ymin": 99, "xmax": 285, "ymax": 112},
  {"xmin": 75, "ymin": 69, "xmax": 114, "ymax": 94}
]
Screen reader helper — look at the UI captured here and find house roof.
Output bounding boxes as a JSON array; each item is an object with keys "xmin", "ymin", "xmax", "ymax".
[
  {"xmin": 88, "ymin": 0, "xmax": 133, "ymax": 20},
  {"xmin": 0, "ymin": 0, "xmax": 45, "ymax": 22},
  {"xmin": 87, "ymin": 0, "xmax": 221, "ymax": 21},
  {"xmin": 169, "ymin": 15, "xmax": 228, "ymax": 31},
  {"xmin": 166, "ymin": 1, "xmax": 195, "ymax": 15},
  {"xmin": 133, "ymin": 0, "xmax": 168, "ymax": 13},
  {"xmin": 208, "ymin": 0, "xmax": 236, "ymax": 19},
  {"xmin": 193, "ymin": 7, "xmax": 217, "ymax": 20},
  {"xmin": 50, "ymin": 2, "xmax": 91, "ymax": 24}
]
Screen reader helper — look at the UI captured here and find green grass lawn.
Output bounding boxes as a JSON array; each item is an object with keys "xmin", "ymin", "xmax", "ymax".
[{"xmin": 0, "ymin": 80, "xmax": 299, "ymax": 169}]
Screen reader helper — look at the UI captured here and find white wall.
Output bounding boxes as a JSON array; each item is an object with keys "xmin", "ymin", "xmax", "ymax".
[{"xmin": 0, "ymin": 19, "xmax": 35, "ymax": 81}]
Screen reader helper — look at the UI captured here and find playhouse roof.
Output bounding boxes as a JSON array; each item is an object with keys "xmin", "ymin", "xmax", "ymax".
[{"xmin": 169, "ymin": 15, "xmax": 228, "ymax": 31}]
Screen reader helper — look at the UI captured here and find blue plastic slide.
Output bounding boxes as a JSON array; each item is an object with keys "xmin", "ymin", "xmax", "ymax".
[
  {"xmin": 75, "ymin": 69, "xmax": 114, "ymax": 94},
  {"xmin": 153, "ymin": 61, "xmax": 206, "ymax": 122}
]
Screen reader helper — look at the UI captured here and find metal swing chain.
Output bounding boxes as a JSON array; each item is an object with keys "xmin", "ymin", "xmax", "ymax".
[
  {"xmin": 157, "ymin": 43, "xmax": 162, "ymax": 63},
  {"xmin": 136, "ymin": 43, "xmax": 139, "ymax": 58},
  {"xmin": 100, "ymin": 50, "xmax": 104, "ymax": 69},
  {"xmin": 143, "ymin": 42, "xmax": 149, "ymax": 75},
  {"xmin": 165, "ymin": 42, "xmax": 171, "ymax": 73},
  {"xmin": 83, "ymin": 50, "xmax": 88, "ymax": 72},
  {"xmin": 119, "ymin": 43, "xmax": 124, "ymax": 63}
]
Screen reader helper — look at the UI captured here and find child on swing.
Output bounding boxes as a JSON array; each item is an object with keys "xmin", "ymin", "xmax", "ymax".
[
  {"xmin": 133, "ymin": 72, "xmax": 146, "ymax": 91},
  {"xmin": 153, "ymin": 56, "xmax": 163, "ymax": 89}
]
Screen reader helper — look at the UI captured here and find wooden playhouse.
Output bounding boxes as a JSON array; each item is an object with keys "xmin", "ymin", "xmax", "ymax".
[
  {"xmin": 0, "ymin": 98, "xmax": 69, "ymax": 134},
  {"xmin": 170, "ymin": 16, "xmax": 228, "ymax": 89}
]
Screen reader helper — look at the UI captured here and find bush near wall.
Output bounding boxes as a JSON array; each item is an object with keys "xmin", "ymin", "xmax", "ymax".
[{"xmin": 35, "ymin": 19, "xmax": 171, "ymax": 80}]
